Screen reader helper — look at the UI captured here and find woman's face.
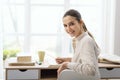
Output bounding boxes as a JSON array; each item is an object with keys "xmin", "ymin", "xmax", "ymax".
[{"xmin": 63, "ymin": 15, "xmax": 83, "ymax": 37}]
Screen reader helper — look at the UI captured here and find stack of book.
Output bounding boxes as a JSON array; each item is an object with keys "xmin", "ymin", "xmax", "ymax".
[{"xmin": 8, "ymin": 56, "xmax": 35, "ymax": 66}]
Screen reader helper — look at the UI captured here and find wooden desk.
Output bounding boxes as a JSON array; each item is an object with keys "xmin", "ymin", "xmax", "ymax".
[
  {"xmin": 4, "ymin": 59, "xmax": 120, "ymax": 80},
  {"xmin": 5, "ymin": 62, "xmax": 59, "ymax": 80},
  {"xmin": 99, "ymin": 63, "xmax": 120, "ymax": 79}
]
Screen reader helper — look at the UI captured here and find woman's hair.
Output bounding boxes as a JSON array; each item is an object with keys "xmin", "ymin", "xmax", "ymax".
[{"xmin": 63, "ymin": 9, "xmax": 99, "ymax": 48}]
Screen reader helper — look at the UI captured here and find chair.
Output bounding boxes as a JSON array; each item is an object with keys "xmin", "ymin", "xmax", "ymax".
[{"xmin": 57, "ymin": 69, "xmax": 99, "ymax": 80}]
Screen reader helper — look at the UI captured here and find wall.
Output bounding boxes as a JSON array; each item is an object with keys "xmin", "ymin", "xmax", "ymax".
[
  {"xmin": 0, "ymin": 15, "xmax": 3, "ymax": 80},
  {"xmin": 0, "ymin": 36, "xmax": 3, "ymax": 79},
  {"xmin": 0, "ymin": 17, "xmax": 3, "ymax": 80},
  {"xmin": 114, "ymin": 0, "xmax": 120, "ymax": 56},
  {"xmin": 0, "ymin": 0, "xmax": 3, "ymax": 79}
]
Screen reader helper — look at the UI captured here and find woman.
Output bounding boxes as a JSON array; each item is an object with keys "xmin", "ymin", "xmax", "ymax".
[{"xmin": 56, "ymin": 9, "xmax": 100, "ymax": 80}]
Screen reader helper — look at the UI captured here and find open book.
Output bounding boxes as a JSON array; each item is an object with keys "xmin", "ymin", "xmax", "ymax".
[{"xmin": 98, "ymin": 53, "xmax": 120, "ymax": 64}]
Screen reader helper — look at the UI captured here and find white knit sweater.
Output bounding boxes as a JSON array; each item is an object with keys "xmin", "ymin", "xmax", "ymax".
[{"xmin": 67, "ymin": 32, "xmax": 100, "ymax": 80}]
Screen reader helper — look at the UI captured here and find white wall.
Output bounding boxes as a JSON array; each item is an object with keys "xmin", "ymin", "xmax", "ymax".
[
  {"xmin": 0, "ymin": 15, "xmax": 3, "ymax": 80},
  {"xmin": 0, "ymin": 35, "xmax": 3, "ymax": 80},
  {"xmin": 0, "ymin": 17, "xmax": 3, "ymax": 80},
  {"xmin": 0, "ymin": 0, "xmax": 3, "ymax": 79},
  {"xmin": 114, "ymin": 0, "xmax": 120, "ymax": 56}
]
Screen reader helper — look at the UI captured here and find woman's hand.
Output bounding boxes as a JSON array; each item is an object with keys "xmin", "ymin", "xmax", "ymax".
[
  {"xmin": 55, "ymin": 57, "xmax": 71, "ymax": 64},
  {"xmin": 57, "ymin": 62, "xmax": 69, "ymax": 76},
  {"xmin": 55, "ymin": 57, "xmax": 65, "ymax": 64}
]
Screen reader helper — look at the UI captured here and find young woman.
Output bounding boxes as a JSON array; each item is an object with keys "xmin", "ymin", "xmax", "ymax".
[{"xmin": 56, "ymin": 9, "xmax": 100, "ymax": 80}]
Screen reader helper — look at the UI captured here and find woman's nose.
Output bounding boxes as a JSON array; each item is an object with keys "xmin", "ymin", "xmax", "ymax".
[{"xmin": 66, "ymin": 26, "xmax": 71, "ymax": 31}]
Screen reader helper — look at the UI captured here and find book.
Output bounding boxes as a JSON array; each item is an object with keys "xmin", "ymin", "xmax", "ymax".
[
  {"xmin": 6, "ymin": 57, "xmax": 35, "ymax": 66},
  {"xmin": 98, "ymin": 53, "xmax": 120, "ymax": 64},
  {"xmin": 9, "ymin": 62, "xmax": 35, "ymax": 66}
]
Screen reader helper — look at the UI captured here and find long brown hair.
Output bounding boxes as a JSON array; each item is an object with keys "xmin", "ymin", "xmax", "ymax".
[{"xmin": 63, "ymin": 9, "xmax": 99, "ymax": 48}]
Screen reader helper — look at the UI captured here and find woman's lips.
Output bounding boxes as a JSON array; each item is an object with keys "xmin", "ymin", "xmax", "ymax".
[{"xmin": 69, "ymin": 31, "xmax": 75, "ymax": 35}]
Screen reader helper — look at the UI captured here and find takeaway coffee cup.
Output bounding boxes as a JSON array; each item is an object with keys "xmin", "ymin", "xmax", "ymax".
[{"xmin": 38, "ymin": 51, "xmax": 45, "ymax": 64}]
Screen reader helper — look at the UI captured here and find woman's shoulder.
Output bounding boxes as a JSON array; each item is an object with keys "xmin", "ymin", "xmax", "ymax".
[{"xmin": 82, "ymin": 34, "xmax": 94, "ymax": 43}]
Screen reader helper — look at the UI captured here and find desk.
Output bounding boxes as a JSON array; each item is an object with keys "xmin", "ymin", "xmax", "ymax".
[
  {"xmin": 99, "ymin": 63, "xmax": 120, "ymax": 79},
  {"xmin": 4, "ymin": 60, "xmax": 120, "ymax": 80},
  {"xmin": 5, "ymin": 62, "xmax": 59, "ymax": 80}
]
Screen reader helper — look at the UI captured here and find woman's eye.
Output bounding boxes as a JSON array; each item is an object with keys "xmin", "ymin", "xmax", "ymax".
[
  {"xmin": 63, "ymin": 24, "xmax": 67, "ymax": 27},
  {"xmin": 69, "ymin": 23, "xmax": 74, "ymax": 26}
]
